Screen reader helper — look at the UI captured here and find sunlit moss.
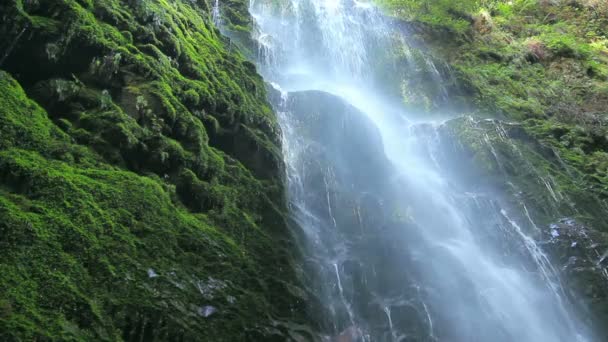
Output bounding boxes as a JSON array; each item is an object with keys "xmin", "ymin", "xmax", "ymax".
[{"xmin": 0, "ymin": 0, "xmax": 307, "ymax": 339}]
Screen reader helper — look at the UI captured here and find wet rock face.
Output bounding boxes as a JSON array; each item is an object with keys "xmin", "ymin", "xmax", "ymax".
[
  {"xmin": 442, "ymin": 116, "xmax": 608, "ymax": 339},
  {"xmin": 544, "ymin": 218, "xmax": 608, "ymax": 338},
  {"xmin": 286, "ymin": 91, "xmax": 393, "ymax": 192},
  {"xmin": 280, "ymin": 91, "xmax": 433, "ymax": 340}
]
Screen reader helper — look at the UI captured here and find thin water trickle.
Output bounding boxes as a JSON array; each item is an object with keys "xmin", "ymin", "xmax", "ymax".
[
  {"xmin": 249, "ymin": 0, "xmax": 592, "ymax": 340},
  {"xmin": 383, "ymin": 306, "xmax": 396, "ymax": 341}
]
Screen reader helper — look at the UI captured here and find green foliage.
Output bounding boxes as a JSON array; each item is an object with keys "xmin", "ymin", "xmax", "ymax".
[
  {"xmin": 380, "ymin": 0, "xmax": 608, "ymax": 229},
  {"xmin": 457, "ymin": 61, "xmax": 548, "ymax": 119},
  {"xmin": 389, "ymin": 0, "xmax": 608, "ymax": 210},
  {"xmin": 540, "ymin": 32, "xmax": 591, "ymax": 58},
  {"xmin": 377, "ymin": 0, "xmax": 607, "ymax": 119},
  {"xmin": 409, "ymin": 1, "xmax": 608, "ymax": 119},
  {"xmin": 378, "ymin": 0, "xmax": 479, "ymax": 33}
]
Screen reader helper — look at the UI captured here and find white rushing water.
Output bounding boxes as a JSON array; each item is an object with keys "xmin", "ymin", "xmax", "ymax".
[
  {"xmin": 212, "ymin": 0, "xmax": 222, "ymax": 26},
  {"xmin": 247, "ymin": 0, "xmax": 592, "ymax": 340}
]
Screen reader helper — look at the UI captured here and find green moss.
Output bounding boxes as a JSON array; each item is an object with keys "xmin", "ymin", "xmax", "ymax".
[
  {"xmin": 540, "ymin": 32, "xmax": 591, "ymax": 58},
  {"xmin": 377, "ymin": 0, "xmax": 476, "ymax": 34},
  {"xmin": 0, "ymin": 0, "xmax": 308, "ymax": 339},
  {"xmin": 0, "ymin": 147, "xmax": 272, "ymax": 340},
  {"xmin": 377, "ymin": 0, "xmax": 607, "ymax": 121}
]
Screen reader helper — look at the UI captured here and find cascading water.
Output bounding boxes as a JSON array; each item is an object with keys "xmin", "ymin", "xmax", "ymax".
[
  {"xmin": 212, "ymin": 0, "xmax": 221, "ymax": 26},
  {"xmin": 247, "ymin": 0, "xmax": 593, "ymax": 340}
]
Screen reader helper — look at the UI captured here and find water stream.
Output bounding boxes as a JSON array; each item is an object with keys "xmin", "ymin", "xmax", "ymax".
[{"xmin": 246, "ymin": 0, "xmax": 592, "ymax": 340}]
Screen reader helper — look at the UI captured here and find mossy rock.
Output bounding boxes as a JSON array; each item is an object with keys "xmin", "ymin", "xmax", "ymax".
[{"xmin": 0, "ymin": 0, "xmax": 310, "ymax": 338}]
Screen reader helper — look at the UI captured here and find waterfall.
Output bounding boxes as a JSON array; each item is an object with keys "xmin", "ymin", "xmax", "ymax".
[
  {"xmin": 249, "ymin": 0, "xmax": 592, "ymax": 340},
  {"xmin": 212, "ymin": 0, "xmax": 221, "ymax": 26}
]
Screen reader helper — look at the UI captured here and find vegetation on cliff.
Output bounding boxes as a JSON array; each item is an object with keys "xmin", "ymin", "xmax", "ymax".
[
  {"xmin": 377, "ymin": 0, "xmax": 608, "ymax": 335},
  {"xmin": 379, "ymin": 0, "xmax": 608, "ymax": 222},
  {"xmin": 0, "ymin": 0, "xmax": 309, "ymax": 340}
]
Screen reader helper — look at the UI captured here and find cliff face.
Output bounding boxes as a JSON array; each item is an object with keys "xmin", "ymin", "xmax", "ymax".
[
  {"xmin": 0, "ymin": 0, "xmax": 309, "ymax": 340},
  {"xmin": 375, "ymin": 0, "xmax": 608, "ymax": 336}
]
